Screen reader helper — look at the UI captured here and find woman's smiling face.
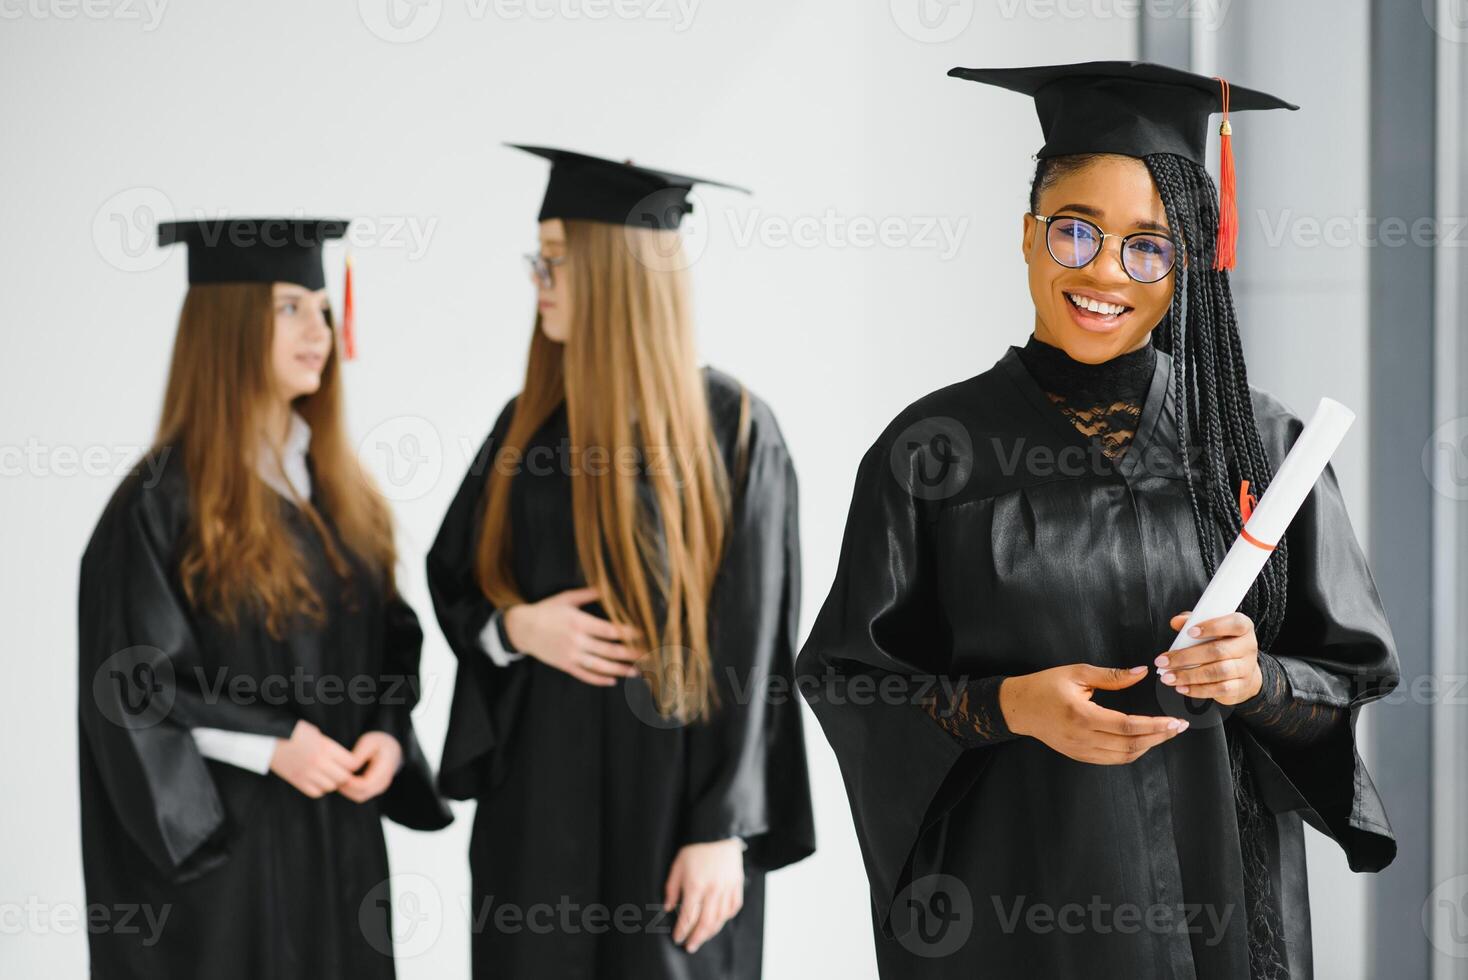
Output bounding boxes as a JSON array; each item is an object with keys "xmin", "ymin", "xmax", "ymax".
[{"xmin": 1022, "ymin": 153, "xmax": 1177, "ymax": 363}]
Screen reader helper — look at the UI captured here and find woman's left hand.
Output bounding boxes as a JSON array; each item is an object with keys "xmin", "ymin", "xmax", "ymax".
[
  {"xmin": 663, "ymin": 839, "xmax": 745, "ymax": 954},
  {"xmin": 339, "ymin": 731, "xmax": 402, "ymax": 803},
  {"xmin": 1156, "ymin": 611, "xmax": 1265, "ymax": 706}
]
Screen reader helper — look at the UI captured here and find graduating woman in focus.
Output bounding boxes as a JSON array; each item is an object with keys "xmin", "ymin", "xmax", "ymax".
[
  {"xmin": 797, "ymin": 63, "xmax": 1399, "ymax": 980},
  {"xmin": 77, "ymin": 218, "xmax": 451, "ymax": 979},
  {"xmin": 428, "ymin": 146, "xmax": 815, "ymax": 979}
]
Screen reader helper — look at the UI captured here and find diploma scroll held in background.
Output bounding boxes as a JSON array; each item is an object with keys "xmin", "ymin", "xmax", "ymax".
[{"xmin": 1157, "ymin": 396, "xmax": 1357, "ymax": 727}]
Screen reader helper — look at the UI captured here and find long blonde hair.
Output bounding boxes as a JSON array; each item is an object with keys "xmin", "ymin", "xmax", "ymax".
[
  {"xmin": 475, "ymin": 221, "xmax": 730, "ymax": 721},
  {"xmin": 155, "ymin": 282, "xmax": 397, "ymax": 637}
]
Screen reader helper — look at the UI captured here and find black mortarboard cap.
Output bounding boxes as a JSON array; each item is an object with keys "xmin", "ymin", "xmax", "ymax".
[
  {"xmin": 157, "ymin": 217, "xmax": 349, "ymax": 291},
  {"xmin": 506, "ymin": 143, "xmax": 750, "ymax": 230},
  {"xmin": 948, "ymin": 61, "xmax": 1299, "ymax": 268},
  {"xmin": 158, "ymin": 217, "xmax": 358, "ymax": 358}
]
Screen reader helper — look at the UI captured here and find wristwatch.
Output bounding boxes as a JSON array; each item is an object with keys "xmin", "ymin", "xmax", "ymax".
[{"xmin": 495, "ymin": 609, "xmax": 521, "ymax": 654}]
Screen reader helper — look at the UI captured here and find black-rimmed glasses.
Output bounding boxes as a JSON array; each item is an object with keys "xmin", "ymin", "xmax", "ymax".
[
  {"xmin": 1031, "ymin": 213, "xmax": 1178, "ymax": 284},
  {"xmin": 524, "ymin": 251, "xmax": 567, "ymax": 288}
]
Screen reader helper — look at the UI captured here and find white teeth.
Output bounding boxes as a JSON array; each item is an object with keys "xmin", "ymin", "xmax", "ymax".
[{"xmin": 1067, "ymin": 292, "xmax": 1129, "ymax": 316}]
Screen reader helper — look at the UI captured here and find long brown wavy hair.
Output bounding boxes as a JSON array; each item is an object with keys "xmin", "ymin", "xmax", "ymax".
[
  {"xmin": 475, "ymin": 221, "xmax": 731, "ymax": 722},
  {"xmin": 155, "ymin": 282, "xmax": 397, "ymax": 638}
]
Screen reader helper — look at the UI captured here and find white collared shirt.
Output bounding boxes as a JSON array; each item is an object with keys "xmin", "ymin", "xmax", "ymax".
[{"xmin": 258, "ymin": 410, "xmax": 313, "ymax": 503}]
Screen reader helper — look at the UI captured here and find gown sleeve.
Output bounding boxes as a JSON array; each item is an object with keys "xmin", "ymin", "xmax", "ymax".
[
  {"xmin": 427, "ymin": 397, "xmax": 533, "ymax": 801},
  {"xmin": 795, "ymin": 424, "xmax": 991, "ymax": 935},
  {"xmin": 77, "ymin": 473, "xmax": 301, "ymax": 883},
  {"xmin": 1234, "ymin": 406, "xmax": 1400, "ymax": 873},
  {"xmin": 681, "ymin": 405, "xmax": 816, "ymax": 873},
  {"xmin": 369, "ymin": 589, "xmax": 454, "ymax": 830}
]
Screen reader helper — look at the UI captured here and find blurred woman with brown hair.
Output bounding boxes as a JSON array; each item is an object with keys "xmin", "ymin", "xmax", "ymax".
[
  {"xmin": 77, "ymin": 218, "xmax": 451, "ymax": 979},
  {"xmin": 428, "ymin": 146, "xmax": 815, "ymax": 979}
]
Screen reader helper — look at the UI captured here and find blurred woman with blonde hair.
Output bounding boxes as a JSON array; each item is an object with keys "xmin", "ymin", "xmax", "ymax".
[{"xmin": 429, "ymin": 146, "xmax": 816, "ymax": 979}]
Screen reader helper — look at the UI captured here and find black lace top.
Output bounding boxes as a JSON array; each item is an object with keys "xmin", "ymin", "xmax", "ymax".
[
  {"xmin": 921, "ymin": 333, "xmax": 1345, "ymax": 748},
  {"xmin": 1020, "ymin": 329, "xmax": 1156, "ymax": 459}
]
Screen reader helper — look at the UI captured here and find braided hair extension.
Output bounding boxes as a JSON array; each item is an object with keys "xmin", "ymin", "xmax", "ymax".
[{"xmin": 1031, "ymin": 152, "xmax": 1292, "ymax": 980}]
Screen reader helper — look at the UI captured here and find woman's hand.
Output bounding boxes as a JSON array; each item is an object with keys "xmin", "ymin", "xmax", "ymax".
[
  {"xmin": 1156, "ymin": 611, "xmax": 1264, "ymax": 705},
  {"xmin": 502, "ymin": 586, "xmax": 646, "ymax": 687},
  {"xmin": 269, "ymin": 719, "xmax": 357, "ymax": 798},
  {"xmin": 339, "ymin": 731, "xmax": 403, "ymax": 803},
  {"xmin": 1000, "ymin": 664, "xmax": 1189, "ymax": 765},
  {"xmin": 663, "ymin": 839, "xmax": 745, "ymax": 955}
]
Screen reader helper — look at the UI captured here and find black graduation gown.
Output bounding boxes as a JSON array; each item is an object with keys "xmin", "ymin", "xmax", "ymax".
[
  {"xmin": 427, "ymin": 365, "xmax": 816, "ymax": 979},
  {"xmin": 796, "ymin": 344, "xmax": 1399, "ymax": 980},
  {"xmin": 77, "ymin": 450, "xmax": 452, "ymax": 980}
]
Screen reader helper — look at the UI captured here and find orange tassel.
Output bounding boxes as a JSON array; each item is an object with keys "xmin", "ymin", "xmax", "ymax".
[
  {"xmin": 342, "ymin": 253, "xmax": 357, "ymax": 361},
  {"xmin": 1239, "ymin": 479, "xmax": 1257, "ymax": 523},
  {"xmin": 1213, "ymin": 76, "xmax": 1238, "ymax": 271}
]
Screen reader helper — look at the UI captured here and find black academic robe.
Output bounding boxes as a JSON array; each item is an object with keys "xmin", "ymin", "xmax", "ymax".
[
  {"xmin": 77, "ymin": 450, "xmax": 452, "ymax": 980},
  {"xmin": 796, "ymin": 344, "xmax": 1399, "ymax": 980},
  {"xmin": 427, "ymin": 365, "xmax": 816, "ymax": 979}
]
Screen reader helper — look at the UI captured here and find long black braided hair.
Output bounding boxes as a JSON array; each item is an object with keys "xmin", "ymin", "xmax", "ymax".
[{"xmin": 1031, "ymin": 151, "xmax": 1292, "ymax": 980}]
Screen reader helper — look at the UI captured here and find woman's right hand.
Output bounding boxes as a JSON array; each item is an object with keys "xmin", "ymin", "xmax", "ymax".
[
  {"xmin": 999, "ymin": 664, "xmax": 1189, "ymax": 765},
  {"xmin": 269, "ymin": 719, "xmax": 358, "ymax": 798},
  {"xmin": 502, "ymin": 586, "xmax": 646, "ymax": 687}
]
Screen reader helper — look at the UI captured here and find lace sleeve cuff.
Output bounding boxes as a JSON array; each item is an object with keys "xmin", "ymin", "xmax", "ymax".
[
  {"xmin": 921, "ymin": 674, "xmax": 1019, "ymax": 748},
  {"xmin": 1233, "ymin": 651, "xmax": 1347, "ymax": 747}
]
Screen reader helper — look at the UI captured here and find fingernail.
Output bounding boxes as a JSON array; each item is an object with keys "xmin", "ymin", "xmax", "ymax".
[
  {"xmin": 1129, "ymin": 665, "xmax": 1146, "ymax": 674},
  {"xmin": 1177, "ymin": 685, "xmax": 1190, "ymax": 694},
  {"xmin": 1178, "ymin": 720, "xmax": 1190, "ymax": 731},
  {"xmin": 1160, "ymin": 672, "xmax": 1175, "ymax": 684},
  {"xmin": 1188, "ymin": 626, "xmax": 1202, "ymax": 637},
  {"xmin": 1155, "ymin": 655, "xmax": 1169, "ymax": 668},
  {"xmin": 1167, "ymin": 719, "xmax": 1182, "ymax": 731}
]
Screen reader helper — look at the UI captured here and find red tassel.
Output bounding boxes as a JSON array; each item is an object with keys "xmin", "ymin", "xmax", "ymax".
[
  {"xmin": 1239, "ymin": 479, "xmax": 1257, "ymax": 523},
  {"xmin": 342, "ymin": 253, "xmax": 357, "ymax": 361},
  {"xmin": 1213, "ymin": 76, "xmax": 1238, "ymax": 271}
]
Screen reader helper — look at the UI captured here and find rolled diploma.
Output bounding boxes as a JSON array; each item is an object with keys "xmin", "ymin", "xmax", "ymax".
[{"xmin": 1166, "ymin": 396, "xmax": 1356, "ymax": 654}]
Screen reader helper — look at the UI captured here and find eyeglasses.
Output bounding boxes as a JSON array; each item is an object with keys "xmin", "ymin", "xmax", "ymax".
[
  {"xmin": 524, "ymin": 251, "xmax": 567, "ymax": 288},
  {"xmin": 1030, "ymin": 213, "xmax": 1178, "ymax": 284}
]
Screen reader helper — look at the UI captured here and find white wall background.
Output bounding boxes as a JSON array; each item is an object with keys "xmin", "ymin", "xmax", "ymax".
[{"xmin": 0, "ymin": 1, "xmax": 1376, "ymax": 977}]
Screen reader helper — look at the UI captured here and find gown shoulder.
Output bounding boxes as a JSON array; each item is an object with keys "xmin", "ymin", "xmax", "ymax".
[
  {"xmin": 84, "ymin": 446, "xmax": 190, "ymax": 561},
  {"xmin": 1247, "ymin": 383, "xmax": 1308, "ymax": 462},
  {"xmin": 700, "ymin": 364, "xmax": 792, "ymax": 463}
]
